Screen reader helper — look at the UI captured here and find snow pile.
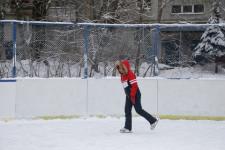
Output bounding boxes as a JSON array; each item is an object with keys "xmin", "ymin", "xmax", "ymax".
[
  {"xmin": 0, "ymin": 118, "xmax": 225, "ymax": 150},
  {"xmin": 158, "ymin": 64, "xmax": 225, "ymax": 79}
]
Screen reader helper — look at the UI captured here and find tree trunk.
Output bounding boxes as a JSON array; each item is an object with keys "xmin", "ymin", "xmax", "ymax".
[
  {"xmin": 0, "ymin": 24, "xmax": 5, "ymax": 60},
  {"xmin": 135, "ymin": 0, "xmax": 144, "ymax": 76},
  {"xmin": 32, "ymin": 0, "xmax": 51, "ymax": 20},
  {"xmin": 157, "ymin": 0, "xmax": 163, "ymax": 23},
  {"xmin": 135, "ymin": 41, "xmax": 141, "ymax": 76},
  {"xmin": 215, "ymin": 63, "xmax": 218, "ymax": 73},
  {"xmin": 31, "ymin": 0, "xmax": 51, "ymax": 60}
]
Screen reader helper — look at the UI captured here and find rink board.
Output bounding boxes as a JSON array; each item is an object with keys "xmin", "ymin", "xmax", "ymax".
[{"xmin": 0, "ymin": 78, "xmax": 225, "ymax": 119}]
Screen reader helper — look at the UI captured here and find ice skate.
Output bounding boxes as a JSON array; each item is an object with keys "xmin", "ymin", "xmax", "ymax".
[
  {"xmin": 151, "ymin": 118, "xmax": 159, "ymax": 130},
  {"xmin": 120, "ymin": 128, "xmax": 132, "ymax": 133}
]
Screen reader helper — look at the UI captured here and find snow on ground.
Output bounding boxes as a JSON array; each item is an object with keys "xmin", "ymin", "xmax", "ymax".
[
  {"xmin": 158, "ymin": 64, "xmax": 225, "ymax": 79},
  {"xmin": 1, "ymin": 117, "xmax": 225, "ymax": 150},
  {"xmin": 2, "ymin": 59, "xmax": 225, "ymax": 79}
]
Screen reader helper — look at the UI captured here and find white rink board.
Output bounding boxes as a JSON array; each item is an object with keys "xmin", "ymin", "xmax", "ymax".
[
  {"xmin": 87, "ymin": 78, "xmax": 124, "ymax": 115},
  {"xmin": 138, "ymin": 79, "xmax": 158, "ymax": 115},
  {"xmin": 87, "ymin": 78, "xmax": 158, "ymax": 115},
  {"xmin": 0, "ymin": 81, "xmax": 16, "ymax": 119},
  {"xmin": 15, "ymin": 79, "xmax": 87, "ymax": 118},
  {"xmin": 1, "ymin": 78, "xmax": 225, "ymax": 119},
  {"xmin": 158, "ymin": 79, "xmax": 225, "ymax": 116}
]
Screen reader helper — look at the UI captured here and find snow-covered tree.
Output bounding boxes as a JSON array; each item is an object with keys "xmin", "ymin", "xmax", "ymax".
[
  {"xmin": 193, "ymin": 1, "xmax": 225, "ymax": 73},
  {"xmin": 208, "ymin": 0, "xmax": 225, "ymax": 24},
  {"xmin": 194, "ymin": 26, "xmax": 225, "ymax": 61}
]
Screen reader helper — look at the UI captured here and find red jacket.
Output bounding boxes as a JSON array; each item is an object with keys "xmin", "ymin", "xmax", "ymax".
[{"xmin": 120, "ymin": 60, "xmax": 139, "ymax": 104}]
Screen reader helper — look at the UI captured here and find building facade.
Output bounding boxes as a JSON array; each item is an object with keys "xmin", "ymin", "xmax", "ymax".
[{"xmin": 1, "ymin": 0, "xmax": 224, "ymax": 23}]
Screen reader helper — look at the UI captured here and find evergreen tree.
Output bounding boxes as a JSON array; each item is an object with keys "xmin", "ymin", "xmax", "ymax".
[
  {"xmin": 193, "ymin": 1, "xmax": 225, "ymax": 72},
  {"xmin": 194, "ymin": 26, "xmax": 225, "ymax": 61}
]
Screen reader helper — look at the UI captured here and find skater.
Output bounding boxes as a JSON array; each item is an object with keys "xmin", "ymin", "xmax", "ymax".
[{"xmin": 115, "ymin": 59, "xmax": 159, "ymax": 133}]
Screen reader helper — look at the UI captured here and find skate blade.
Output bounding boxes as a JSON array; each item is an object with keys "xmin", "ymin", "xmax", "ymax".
[{"xmin": 120, "ymin": 130, "xmax": 132, "ymax": 133}]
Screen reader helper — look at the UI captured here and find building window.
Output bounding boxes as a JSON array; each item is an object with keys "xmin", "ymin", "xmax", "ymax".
[
  {"xmin": 172, "ymin": 4, "xmax": 204, "ymax": 14},
  {"xmin": 183, "ymin": 5, "xmax": 192, "ymax": 13},
  {"xmin": 172, "ymin": 5, "xmax": 182, "ymax": 13},
  {"xmin": 194, "ymin": 4, "xmax": 204, "ymax": 13}
]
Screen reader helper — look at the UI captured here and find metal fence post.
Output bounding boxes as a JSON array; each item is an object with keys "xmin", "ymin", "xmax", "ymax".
[
  {"xmin": 82, "ymin": 25, "xmax": 90, "ymax": 116},
  {"xmin": 151, "ymin": 25, "xmax": 161, "ymax": 76},
  {"xmin": 83, "ymin": 26, "xmax": 90, "ymax": 79},
  {"xmin": 156, "ymin": 25, "xmax": 161, "ymax": 58},
  {"xmin": 12, "ymin": 22, "xmax": 17, "ymax": 78}
]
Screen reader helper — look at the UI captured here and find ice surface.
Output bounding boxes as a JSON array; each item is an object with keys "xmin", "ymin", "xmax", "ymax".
[{"xmin": 0, "ymin": 117, "xmax": 225, "ymax": 150}]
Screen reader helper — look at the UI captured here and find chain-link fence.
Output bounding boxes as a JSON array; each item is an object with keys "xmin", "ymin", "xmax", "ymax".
[
  {"xmin": 0, "ymin": 21, "xmax": 159, "ymax": 78},
  {"xmin": 159, "ymin": 26, "xmax": 225, "ymax": 79},
  {"xmin": 16, "ymin": 23, "xmax": 84, "ymax": 78},
  {"xmin": 0, "ymin": 21, "xmax": 85, "ymax": 78},
  {"xmin": 86, "ymin": 26, "xmax": 156, "ymax": 78},
  {"xmin": 159, "ymin": 30, "xmax": 203, "ymax": 79},
  {"xmin": 0, "ymin": 22, "xmax": 14, "ymax": 78},
  {"xmin": 1, "ymin": 21, "xmax": 225, "ymax": 79}
]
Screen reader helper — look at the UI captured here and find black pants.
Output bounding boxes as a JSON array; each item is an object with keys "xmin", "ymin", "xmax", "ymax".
[{"xmin": 124, "ymin": 92, "xmax": 156, "ymax": 130}]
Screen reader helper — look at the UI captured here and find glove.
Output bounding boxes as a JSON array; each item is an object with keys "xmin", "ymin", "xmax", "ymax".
[{"xmin": 130, "ymin": 95, "xmax": 136, "ymax": 105}]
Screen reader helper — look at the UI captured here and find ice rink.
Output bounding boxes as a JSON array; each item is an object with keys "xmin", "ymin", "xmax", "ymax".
[{"xmin": 1, "ymin": 117, "xmax": 225, "ymax": 150}]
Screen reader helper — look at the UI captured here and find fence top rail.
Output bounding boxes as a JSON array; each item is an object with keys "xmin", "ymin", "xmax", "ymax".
[
  {"xmin": 77, "ymin": 22, "xmax": 225, "ymax": 27},
  {"xmin": 0, "ymin": 20, "xmax": 74, "ymax": 25},
  {"xmin": 1, "ymin": 20, "xmax": 225, "ymax": 31},
  {"xmin": 77, "ymin": 22, "xmax": 225, "ymax": 31}
]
